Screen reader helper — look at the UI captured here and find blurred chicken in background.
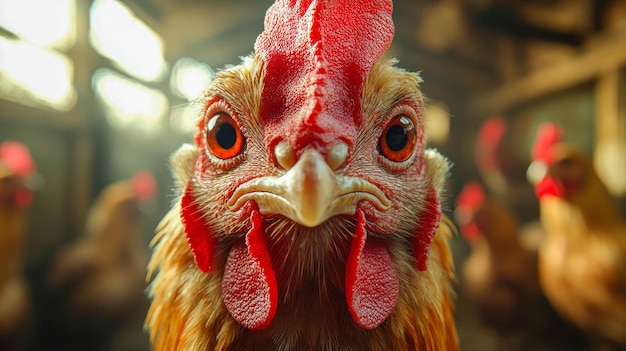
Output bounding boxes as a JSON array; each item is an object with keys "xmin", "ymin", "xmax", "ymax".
[
  {"xmin": 455, "ymin": 180, "xmax": 592, "ymax": 350},
  {"xmin": 41, "ymin": 171, "xmax": 157, "ymax": 351},
  {"xmin": 475, "ymin": 116, "xmax": 541, "ymax": 227},
  {"xmin": 455, "ymin": 181, "xmax": 541, "ymax": 334},
  {"xmin": 529, "ymin": 122, "xmax": 626, "ymax": 350},
  {"xmin": 0, "ymin": 141, "xmax": 37, "ymax": 351}
]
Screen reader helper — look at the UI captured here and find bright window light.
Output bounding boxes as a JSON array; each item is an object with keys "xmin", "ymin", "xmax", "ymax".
[
  {"xmin": 170, "ymin": 57, "xmax": 214, "ymax": 101},
  {"xmin": 90, "ymin": 0, "xmax": 167, "ymax": 82},
  {"xmin": 0, "ymin": 37, "xmax": 76, "ymax": 111},
  {"xmin": 92, "ymin": 68, "xmax": 168, "ymax": 131},
  {"xmin": 0, "ymin": 0, "xmax": 76, "ymax": 50},
  {"xmin": 169, "ymin": 103, "xmax": 202, "ymax": 134}
]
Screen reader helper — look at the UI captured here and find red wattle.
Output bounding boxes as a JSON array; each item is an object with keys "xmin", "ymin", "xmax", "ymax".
[
  {"xmin": 346, "ymin": 210, "xmax": 399, "ymax": 330},
  {"xmin": 181, "ymin": 184, "xmax": 217, "ymax": 272},
  {"xmin": 413, "ymin": 186, "xmax": 441, "ymax": 271},
  {"xmin": 535, "ymin": 176, "xmax": 563, "ymax": 199},
  {"xmin": 222, "ymin": 209, "xmax": 278, "ymax": 330}
]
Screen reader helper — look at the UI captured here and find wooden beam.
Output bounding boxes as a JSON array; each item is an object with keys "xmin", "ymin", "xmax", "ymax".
[
  {"xmin": 472, "ymin": 30, "xmax": 626, "ymax": 114},
  {"xmin": 392, "ymin": 45, "xmax": 499, "ymax": 90},
  {"xmin": 471, "ymin": 4, "xmax": 585, "ymax": 46}
]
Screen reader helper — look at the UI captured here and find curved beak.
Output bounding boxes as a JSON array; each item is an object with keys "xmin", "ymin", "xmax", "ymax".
[
  {"xmin": 228, "ymin": 149, "xmax": 391, "ymax": 227},
  {"xmin": 281, "ymin": 149, "xmax": 337, "ymax": 226}
]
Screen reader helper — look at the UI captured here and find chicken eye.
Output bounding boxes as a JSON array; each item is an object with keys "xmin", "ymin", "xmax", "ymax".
[
  {"xmin": 206, "ymin": 112, "xmax": 245, "ymax": 159},
  {"xmin": 379, "ymin": 115, "xmax": 417, "ymax": 162}
]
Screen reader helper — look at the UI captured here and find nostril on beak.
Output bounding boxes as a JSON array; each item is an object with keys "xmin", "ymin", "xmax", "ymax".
[
  {"xmin": 275, "ymin": 140, "xmax": 296, "ymax": 170},
  {"xmin": 327, "ymin": 141, "xmax": 348, "ymax": 170},
  {"xmin": 275, "ymin": 140, "xmax": 348, "ymax": 171}
]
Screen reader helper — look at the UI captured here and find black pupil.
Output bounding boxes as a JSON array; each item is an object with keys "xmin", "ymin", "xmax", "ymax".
[
  {"xmin": 386, "ymin": 125, "xmax": 408, "ymax": 151},
  {"xmin": 216, "ymin": 122, "xmax": 237, "ymax": 149}
]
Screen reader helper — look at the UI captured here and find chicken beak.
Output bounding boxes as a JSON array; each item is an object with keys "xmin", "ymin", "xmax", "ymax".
[
  {"xmin": 281, "ymin": 149, "xmax": 337, "ymax": 227},
  {"xmin": 228, "ymin": 147, "xmax": 391, "ymax": 227}
]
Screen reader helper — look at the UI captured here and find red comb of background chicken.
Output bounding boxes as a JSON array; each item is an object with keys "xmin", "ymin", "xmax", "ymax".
[
  {"xmin": 456, "ymin": 181, "xmax": 486, "ymax": 210},
  {"xmin": 530, "ymin": 122, "xmax": 565, "ymax": 198},
  {"xmin": 254, "ymin": 0, "xmax": 394, "ymax": 150},
  {"xmin": 455, "ymin": 181, "xmax": 486, "ymax": 241},
  {"xmin": 532, "ymin": 122, "xmax": 564, "ymax": 164},
  {"xmin": 131, "ymin": 170, "xmax": 157, "ymax": 201},
  {"xmin": 478, "ymin": 116, "xmax": 507, "ymax": 150},
  {"xmin": 0, "ymin": 141, "xmax": 36, "ymax": 178},
  {"xmin": 476, "ymin": 116, "xmax": 507, "ymax": 170}
]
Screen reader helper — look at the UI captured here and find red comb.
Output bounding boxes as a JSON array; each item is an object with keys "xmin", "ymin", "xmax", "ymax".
[
  {"xmin": 532, "ymin": 122, "xmax": 564, "ymax": 164},
  {"xmin": 477, "ymin": 116, "xmax": 507, "ymax": 150},
  {"xmin": 131, "ymin": 170, "xmax": 157, "ymax": 201},
  {"xmin": 475, "ymin": 116, "xmax": 507, "ymax": 170},
  {"xmin": 456, "ymin": 181, "xmax": 485, "ymax": 211},
  {"xmin": 0, "ymin": 141, "xmax": 35, "ymax": 177},
  {"xmin": 455, "ymin": 182, "xmax": 486, "ymax": 242},
  {"xmin": 254, "ymin": 0, "xmax": 394, "ymax": 148}
]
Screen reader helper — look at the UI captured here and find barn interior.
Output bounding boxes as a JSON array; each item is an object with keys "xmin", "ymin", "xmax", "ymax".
[{"xmin": 1, "ymin": 0, "xmax": 625, "ymax": 350}]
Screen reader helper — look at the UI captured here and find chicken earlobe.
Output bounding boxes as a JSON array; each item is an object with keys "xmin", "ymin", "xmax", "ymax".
[
  {"xmin": 171, "ymin": 144, "xmax": 220, "ymax": 273},
  {"xmin": 413, "ymin": 188, "xmax": 442, "ymax": 271},
  {"xmin": 412, "ymin": 149, "xmax": 451, "ymax": 270},
  {"xmin": 180, "ymin": 185, "xmax": 216, "ymax": 272}
]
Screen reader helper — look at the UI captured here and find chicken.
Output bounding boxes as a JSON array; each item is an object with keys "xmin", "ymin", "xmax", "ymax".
[
  {"xmin": 475, "ymin": 116, "xmax": 540, "ymax": 226},
  {"xmin": 146, "ymin": 0, "xmax": 458, "ymax": 350},
  {"xmin": 0, "ymin": 141, "xmax": 36, "ymax": 351},
  {"xmin": 455, "ymin": 181, "xmax": 541, "ymax": 334},
  {"xmin": 528, "ymin": 122, "xmax": 626, "ymax": 348},
  {"xmin": 43, "ymin": 171, "xmax": 157, "ymax": 351}
]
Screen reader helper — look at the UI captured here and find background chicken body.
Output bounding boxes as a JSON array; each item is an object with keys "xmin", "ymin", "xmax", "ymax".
[
  {"xmin": 38, "ymin": 172, "xmax": 156, "ymax": 351},
  {"xmin": 474, "ymin": 116, "xmax": 543, "ymax": 230},
  {"xmin": 529, "ymin": 122, "xmax": 626, "ymax": 350},
  {"xmin": 146, "ymin": 0, "xmax": 458, "ymax": 350},
  {"xmin": 455, "ymin": 181, "xmax": 541, "ymax": 334},
  {"xmin": 0, "ymin": 141, "xmax": 36, "ymax": 351},
  {"xmin": 454, "ymin": 179, "xmax": 594, "ymax": 350}
]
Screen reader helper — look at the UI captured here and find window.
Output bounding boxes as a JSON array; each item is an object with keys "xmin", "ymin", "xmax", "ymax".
[
  {"xmin": 90, "ymin": 0, "xmax": 167, "ymax": 83},
  {"xmin": 92, "ymin": 68, "xmax": 168, "ymax": 131},
  {"xmin": 0, "ymin": 0, "xmax": 76, "ymax": 111}
]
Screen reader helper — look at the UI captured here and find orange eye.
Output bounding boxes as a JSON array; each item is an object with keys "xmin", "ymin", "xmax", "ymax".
[
  {"xmin": 379, "ymin": 115, "xmax": 417, "ymax": 162},
  {"xmin": 206, "ymin": 112, "xmax": 245, "ymax": 159}
]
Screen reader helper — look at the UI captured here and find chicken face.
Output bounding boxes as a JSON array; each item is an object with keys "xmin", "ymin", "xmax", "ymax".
[
  {"xmin": 528, "ymin": 122, "xmax": 589, "ymax": 200},
  {"xmin": 182, "ymin": 60, "xmax": 440, "ymax": 330},
  {"xmin": 153, "ymin": 0, "xmax": 452, "ymax": 342}
]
